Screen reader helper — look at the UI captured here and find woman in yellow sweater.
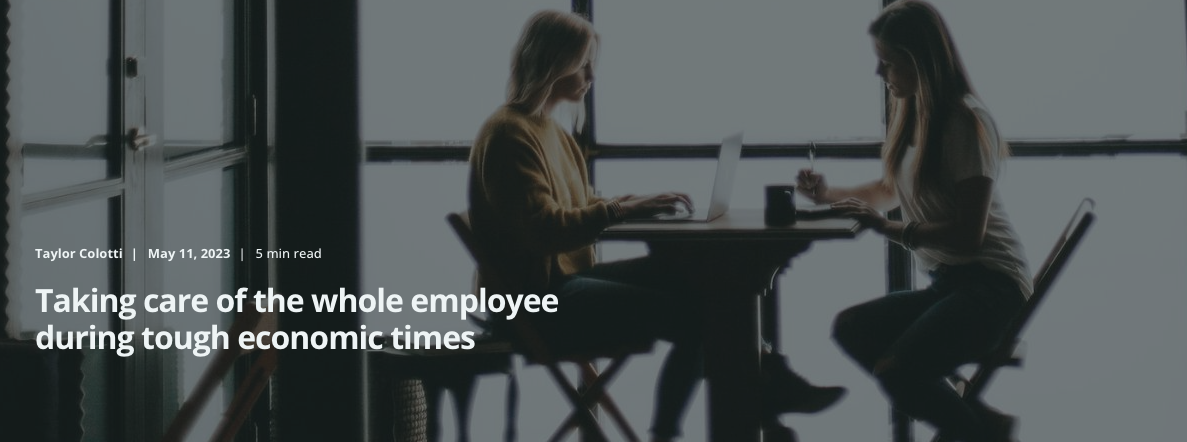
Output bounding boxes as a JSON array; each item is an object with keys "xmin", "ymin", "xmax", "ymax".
[{"xmin": 468, "ymin": 10, "xmax": 841, "ymax": 441}]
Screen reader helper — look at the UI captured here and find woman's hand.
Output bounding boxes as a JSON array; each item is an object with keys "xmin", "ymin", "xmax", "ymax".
[
  {"xmin": 616, "ymin": 192, "xmax": 694, "ymax": 219},
  {"xmin": 831, "ymin": 197, "xmax": 890, "ymax": 233},
  {"xmin": 796, "ymin": 169, "xmax": 829, "ymax": 203}
]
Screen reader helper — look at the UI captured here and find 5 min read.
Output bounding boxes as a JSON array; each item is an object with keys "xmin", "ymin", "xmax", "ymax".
[{"xmin": 255, "ymin": 248, "xmax": 323, "ymax": 259}]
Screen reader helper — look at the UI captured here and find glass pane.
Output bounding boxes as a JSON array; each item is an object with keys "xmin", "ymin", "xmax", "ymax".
[
  {"xmin": 162, "ymin": 168, "xmax": 236, "ymax": 442},
  {"xmin": 984, "ymin": 156, "xmax": 1187, "ymax": 440},
  {"xmin": 935, "ymin": 0, "xmax": 1187, "ymax": 140},
  {"xmin": 10, "ymin": 0, "xmax": 115, "ymax": 193},
  {"xmin": 595, "ymin": 0, "xmax": 884, "ymax": 144},
  {"xmin": 362, "ymin": 162, "xmax": 472, "ymax": 333},
  {"xmin": 16, "ymin": 198, "xmax": 116, "ymax": 441},
  {"xmin": 359, "ymin": 0, "xmax": 568, "ymax": 143},
  {"xmin": 164, "ymin": 0, "xmax": 231, "ymax": 159},
  {"xmin": 17, "ymin": 199, "xmax": 116, "ymax": 335}
]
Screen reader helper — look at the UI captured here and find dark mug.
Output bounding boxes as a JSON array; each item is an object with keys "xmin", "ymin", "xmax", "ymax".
[{"xmin": 765, "ymin": 184, "xmax": 797, "ymax": 226}]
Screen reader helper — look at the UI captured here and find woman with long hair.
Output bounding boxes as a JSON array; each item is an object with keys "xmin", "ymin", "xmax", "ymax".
[
  {"xmin": 468, "ymin": 10, "xmax": 702, "ymax": 441},
  {"xmin": 469, "ymin": 10, "xmax": 842, "ymax": 441},
  {"xmin": 798, "ymin": 1, "xmax": 1030, "ymax": 441}
]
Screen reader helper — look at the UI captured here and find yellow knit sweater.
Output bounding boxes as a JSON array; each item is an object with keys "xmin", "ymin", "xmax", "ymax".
[{"xmin": 467, "ymin": 106, "xmax": 613, "ymax": 294}]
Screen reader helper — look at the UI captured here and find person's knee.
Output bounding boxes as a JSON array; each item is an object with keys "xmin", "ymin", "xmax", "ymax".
[
  {"xmin": 831, "ymin": 306, "xmax": 864, "ymax": 350},
  {"xmin": 871, "ymin": 355, "xmax": 898, "ymax": 378}
]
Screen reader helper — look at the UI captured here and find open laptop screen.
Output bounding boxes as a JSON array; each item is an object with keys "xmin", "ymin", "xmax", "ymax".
[{"xmin": 639, "ymin": 131, "xmax": 743, "ymax": 223}]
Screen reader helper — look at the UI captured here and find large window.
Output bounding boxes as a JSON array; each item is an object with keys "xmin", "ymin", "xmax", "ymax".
[{"xmin": 358, "ymin": 1, "xmax": 1187, "ymax": 441}]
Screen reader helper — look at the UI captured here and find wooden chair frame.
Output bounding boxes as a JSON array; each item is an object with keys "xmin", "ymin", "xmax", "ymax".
[
  {"xmin": 930, "ymin": 198, "xmax": 1096, "ymax": 442},
  {"xmin": 447, "ymin": 212, "xmax": 650, "ymax": 442}
]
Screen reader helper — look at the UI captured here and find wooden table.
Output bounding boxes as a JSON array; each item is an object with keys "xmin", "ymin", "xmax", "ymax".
[{"xmin": 602, "ymin": 209, "xmax": 862, "ymax": 442}]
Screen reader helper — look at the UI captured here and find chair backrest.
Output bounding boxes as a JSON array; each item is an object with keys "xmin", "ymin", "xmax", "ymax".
[
  {"xmin": 957, "ymin": 198, "xmax": 1096, "ymax": 405},
  {"xmin": 446, "ymin": 212, "xmax": 554, "ymax": 362},
  {"xmin": 446, "ymin": 212, "xmax": 507, "ymax": 293},
  {"xmin": 1005, "ymin": 198, "xmax": 1096, "ymax": 346}
]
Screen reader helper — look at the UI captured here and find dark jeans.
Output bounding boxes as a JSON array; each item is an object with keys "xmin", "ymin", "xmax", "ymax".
[
  {"xmin": 832, "ymin": 263, "xmax": 1025, "ymax": 442},
  {"xmin": 530, "ymin": 256, "xmax": 704, "ymax": 440}
]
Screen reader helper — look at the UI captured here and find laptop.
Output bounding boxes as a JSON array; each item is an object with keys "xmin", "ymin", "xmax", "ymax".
[{"xmin": 634, "ymin": 131, "xmax": 743, "ymax": 223}]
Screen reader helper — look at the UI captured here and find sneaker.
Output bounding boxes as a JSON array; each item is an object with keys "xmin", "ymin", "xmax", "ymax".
[{"xmin": 762, "ymin": 353, "xmax": 847, "ymax": 414}]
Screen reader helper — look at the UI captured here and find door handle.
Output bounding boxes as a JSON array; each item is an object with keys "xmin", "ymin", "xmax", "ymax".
[{"xmin": 127, "ymin": 127, "xmax": 157, "ymax": 151}]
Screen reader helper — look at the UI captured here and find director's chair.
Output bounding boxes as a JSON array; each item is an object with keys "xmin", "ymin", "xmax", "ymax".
[
  {"xmin": 927, "ymin": 198, "xmax": 1096, "ymax": 442},
  {"xmin": 447, "ymin": 211, "xmax": 653, "ymax": 442}
]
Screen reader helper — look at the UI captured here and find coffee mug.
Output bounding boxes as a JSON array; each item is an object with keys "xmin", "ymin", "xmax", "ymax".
[{"xmin": 765, "ymin": 184, "xmax": 797, "ymax": 226}]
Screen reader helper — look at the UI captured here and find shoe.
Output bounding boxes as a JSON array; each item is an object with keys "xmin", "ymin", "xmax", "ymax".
[{"xmin": 762, "ymin": 353, "xmax": 847, "ymax": 415}]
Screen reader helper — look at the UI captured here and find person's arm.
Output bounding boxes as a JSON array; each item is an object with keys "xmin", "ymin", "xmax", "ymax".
[
  {"xmin": 478, "ymin": 125, "xmax": 610, "ymax": 254},
  {"xmin": 901, "ymin": 105, "xmax": 999, "ymax": 253},
  {"xmin": 587, "ymin": 192, "xmax": 693, "ymax": 220},
  {"xmin": 843, "ymin": 176, "xmax": 993, "ymax": 253},
  {"xmin": 827, "ymin": 179, "xmax": 898, "ymax": 210},
  {"xmin": 614, "ymin": 193, "xmax": 694, "ymax": 219},
  {"xmin": 796, "ymin": 170, "xmax": 899, "ymax": 211},
  {"xmin": 834, "ymin": 107, "xmax": 997, "ymax": 253}
]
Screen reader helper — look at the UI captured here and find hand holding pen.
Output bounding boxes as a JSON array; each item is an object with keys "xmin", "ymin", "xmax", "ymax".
[{"xmin": 796, "ymin": 142, "xmax": 828, "ymax": 202}]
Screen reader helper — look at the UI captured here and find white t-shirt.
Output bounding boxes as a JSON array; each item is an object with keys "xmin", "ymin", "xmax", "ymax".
[{"xmin": 895, "ymin": 95, "xmax": 1033, "ymax": 298}]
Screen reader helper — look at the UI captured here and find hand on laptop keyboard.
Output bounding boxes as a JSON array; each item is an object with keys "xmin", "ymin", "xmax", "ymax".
[
  {"xmin": 670, "ymin": 200, "xmax": 692, "ymax": 217},
  {"xmin": 617, "ymin": 192, "xmax": 694, "ymax": 219}
]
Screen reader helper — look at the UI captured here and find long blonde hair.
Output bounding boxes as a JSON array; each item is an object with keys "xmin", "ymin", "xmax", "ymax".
[
  {"xmin": 871, "ymin": 0, "xmax": 1005, "ymax": 195},
  {"xmin": 506, "ymin": 10, "xmax": 598, "ymax": 127}
]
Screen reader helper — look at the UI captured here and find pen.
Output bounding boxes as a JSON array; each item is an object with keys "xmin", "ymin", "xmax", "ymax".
[
  {"xmin": 809, "ymin": 142, "xmax": 817, "ymax": 197},
  {"xmin": 809, "ymin": 142, "xmax": 816, "ymax": 172}
]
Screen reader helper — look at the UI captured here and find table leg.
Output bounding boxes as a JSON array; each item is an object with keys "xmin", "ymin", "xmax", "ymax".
[
  {"xmin": 648, "ymin": 241, "xmax": 810, "ymax": 442},
  {"xmin": 704, "ymin": 290, "xmax": 762, "ymax": 442},
  {"xmin": 892, "ymin": 409, "xmax": 914, "ymax": 442},
  {"xmin": 761, "ymin": 264, "xmax": 790, "ymax": 352}
]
